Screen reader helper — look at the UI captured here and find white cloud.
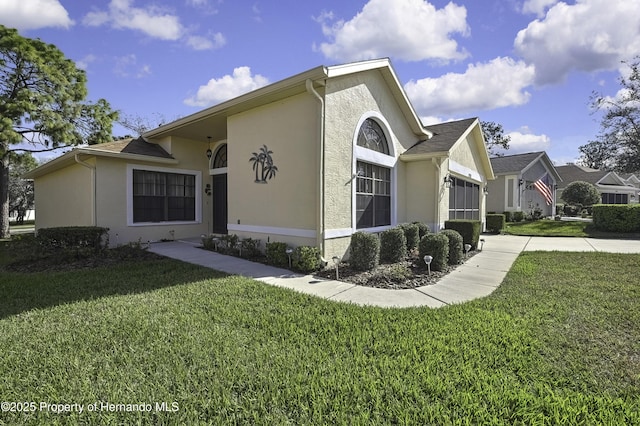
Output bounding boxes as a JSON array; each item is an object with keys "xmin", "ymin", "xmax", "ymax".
[
  {"xmin": 184, "ymin": 67, "xmax": 270, "ymax": 107},
  {"xmin": 405, "ymin": 57, "xmax": 535, "ymax": 117},
  {"xmin": 83, "ymin": 0, "xmax": 183, "ymax": 40},
  {"xmin": 521, "ymin": 0, "xmax": 559, "ymax": 17},
  {"xmin": 0, "ymin": 0, "xmax": 73, "ymax": 30},
  {"xmin": 515, "ymin": 0, "xmax": 640, "ymax": 85},
  {"xmin": 76, "ymin": 54, "xmax": 98, "ymax": 71},
  {"xmin": 316, "ymin": 0, "xmax": 469, "ymax": 63},
  {"xmin": 503, "ymin": 128, "xmax": 551, "ymax": 154},
  {"xmin": 186, "ymin": 33, "xmax": 226, "ymax": 50}
]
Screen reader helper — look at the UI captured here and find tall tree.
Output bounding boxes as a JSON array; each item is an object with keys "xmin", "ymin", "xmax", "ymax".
[
  {"xmin": 0, "ymin": 25, "xmax": 118, "ymax": 238},
  {"xmin": 481, "ymin": 121, "xmax": 511, "ymax": 157},
  {"xmin": 579, "ymin": 57, "xmax": 640, "ymax": 173}
]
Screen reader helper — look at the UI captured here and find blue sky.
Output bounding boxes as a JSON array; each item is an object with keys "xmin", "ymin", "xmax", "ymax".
[{"xmin": 2, "ymin": 0, "xmax": 639, "ymax": 165}]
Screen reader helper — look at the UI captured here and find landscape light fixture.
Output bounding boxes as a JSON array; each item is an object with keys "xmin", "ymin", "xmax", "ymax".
[
  {"xmin": 423, "ymin": 255, "xmax": 433, "ymax": 276},
  {"xmin": 332, "ymin": 256, "xmax": 341, "ymax": 280},
  {"xmin": 286, "ymin": 247, "xmax": 294, "ymax": 268},
  {"xmin": 443, "ymin": 174, "xmax": 452, "ymax": 188},
  {"xmin": 480, "ymin": 238, "xmax": 485, "ymax": 251},
  {"xmin": 464, "ymin": 244, "xmax": 471, "ymax": 257}
]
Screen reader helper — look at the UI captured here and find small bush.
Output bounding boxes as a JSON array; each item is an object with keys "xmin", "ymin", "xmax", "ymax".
[
  {"xmin": 555, "ymin": 204, "xmax": 564, "ymax": 216},
  {"xmin": 512, "ymin": 211, "xmax": 525, "ymax": 222},
  {"xmin": 349, "ymin": 232, "xmax": 380, "ymax": 271},
  {"xmin": 444, "ymin": 220, "xmax": 481, "ymax": 250},
  {"xmin": 398, "ymin": 223, "xmax": 420, "ymax": 251},
  {"xmin": 486, "ymin": 214, "xmax": 506, "ymax": 233},
  {"xmin": 240, "ymin": 238, "xmax": 262, "ymax": 258},
  {"xmin": 412, "ymin": 222, "xmax": 430, "ymax": 239},
  {"xmin": 418, "ymin": 233, "xmax": 449, "ymax": 272},
  {"xmin": 503, "ymin": 211, "xmax": 513, "ymax": 222},
  {"xmin": 563, "ymin": 204, "xmax": 580, "ymax": 217},
  {"xmin": 439, "ymin": 229, "xmax": 464, "ymax": 265},
  {"xmin": 266, "ymin": 242, "xmax": 289, "ymax": 267},
  {"xmin": 292, "ymin": 246, "xmax": 321, "ymax": 273},
  {"xmin": 37, "ymin": 226, "xmax": 110, "ymax": 254},
  {"xmin": 380, "ymin": 227, "xmax": 407, "ymax": 263}
]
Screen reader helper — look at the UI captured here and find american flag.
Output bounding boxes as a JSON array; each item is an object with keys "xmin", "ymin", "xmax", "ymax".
[{"xmin": 533, "ymin": 173, "xmax": 553, "ymax": 205}]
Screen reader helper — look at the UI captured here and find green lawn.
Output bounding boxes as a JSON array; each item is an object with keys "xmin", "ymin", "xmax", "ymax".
[
  {"xmin": 504, "ymin": 219, "xmax": 592, "ymax": 236},
  {"xmin": 1, "ymin": 247, "xmax": 639, "ymax": 424}
]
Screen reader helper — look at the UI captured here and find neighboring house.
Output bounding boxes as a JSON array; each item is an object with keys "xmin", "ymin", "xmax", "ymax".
[
  {"xmin": 486, "ymin": 151, "xmax": 561, "ymax": 217},
  {"xmin": 25, "ymin": 58, "xmax": 495, "ymax": 259},
  {"xmin": 556, "ymin": 164, "xmax": 640, "ymax": 204}
]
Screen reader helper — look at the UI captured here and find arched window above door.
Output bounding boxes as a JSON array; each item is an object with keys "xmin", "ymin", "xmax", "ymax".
[{"xmin": 212, "ymin": 144, "xmax": 227, "ymax": 169}]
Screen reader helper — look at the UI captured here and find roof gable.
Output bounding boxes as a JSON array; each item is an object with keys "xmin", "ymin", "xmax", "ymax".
[
  {"xmin": 402, "ymin": 118, "xmax": 478, "ymax": 156},
  {"xmin": 490, "ymin": 152, "xmax": 544, "ymax": 174}
]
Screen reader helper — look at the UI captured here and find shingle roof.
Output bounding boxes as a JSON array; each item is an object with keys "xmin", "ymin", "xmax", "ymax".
[
  {"xmin": 88, "ymin": 136, "xmax": 174, "ymax": 159},
  {"xmin": 403, "ymin": 118, "xmax": 477, "ymax": 155},
  {"xmin": 489, "ymin": 152, "xmax": 545, "ymax": 174},
  {"xmin": 555, "ymin": 164, "xmax": 608, "ymax": 188}
]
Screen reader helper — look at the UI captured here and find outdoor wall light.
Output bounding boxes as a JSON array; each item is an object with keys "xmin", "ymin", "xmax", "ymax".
[
  {"xmin": 443, "ymin": 174, "xmax": 452, "ymax": 188},
  {"xmin": 206, "ymin": 149, "xmax": 212, "ymax": 159},
  {"xmin": 519, "ymin": 178, "xmax": 525, "ymax": 187},
  {"xmin": 423, "ymin": 255, "xmax": 433, "ymax": 276},
  {"xmin": 204, "ymin": 183, "xmax": 212, "ymax": 195},
  {"xmin": 286, "ymin": 247, "xmax": 294, "ymax": 268},
  {"xmin": 483, "ymin": 185, "xmax": 489, "ymax": 195},
  {"xmin": 332, "ymin": 256, "xmax": 341, "ymax": 280},
  {"xmin": 464, "ymin": 244, "xmax": 471, "ymax": 257}
]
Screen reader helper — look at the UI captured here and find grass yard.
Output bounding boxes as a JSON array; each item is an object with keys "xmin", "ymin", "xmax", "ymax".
[
  {"xmin": 503, "ymin": 219, "xmax": 640, "ymax": 238},
  {"xmin": 0, "ymin": 245, "xmax": 639, "ymax": 424}
]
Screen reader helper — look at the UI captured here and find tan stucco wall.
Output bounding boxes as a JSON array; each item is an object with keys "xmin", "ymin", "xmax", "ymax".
[
  {"xmin": 322, "ymin": 70, "xmax": 421, "ymax": 257},
  {"xmin": 225, "ymin": 92, "xmax": 319, "ymax": 246},
  {"xmin": 33, "ymin": 161, "xmax": 94, "ymax": 229}
]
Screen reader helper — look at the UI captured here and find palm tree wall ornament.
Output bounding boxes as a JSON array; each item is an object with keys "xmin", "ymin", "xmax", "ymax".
[{"xmin": 249, "ymin": 144, "xmax": 278, "ymax": 183}]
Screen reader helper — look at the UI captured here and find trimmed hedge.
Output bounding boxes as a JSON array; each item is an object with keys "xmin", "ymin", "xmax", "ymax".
[
  {"xmin": 380, "ymin": 227, "xmax": 407, "ymax": 263},
  {"xmin": 266, "ymin": 242, "xmax": 289, "ymax": 267},
  {"xmin": 349, "ymin": 232, "xmax": 380, "ymax": 271},
  {"xmin": 37, "ymin": 226, "xmax": 110, "ymax": 253},
  {"xmin": 592, "ymin": 204, "xmax": 640, "ymax": 232},
  {"xmin": 512, "ymin": 211, "xmax": 525, "ymax": 222},
  {"xmin": 293, "ymin": 246, "xmax": 321, "ymax": 273},
  {"xmin": 439, "ymin": 229, "xmax": 464, "ymax": 265},
  {"xmin": 444, "ymin": 220, "xmax": 481, "ymax": 250},
  {"xmin": 486, "ymin": 214, "xmax": 506, "ymax": 233},
  {"xmin": 398, "ymin": 223, "xmax": 420, "ymax": 251},
  {"xmin": 503, "ymin": 211, "xmax": 513, "ymax": 222},
  {"xmin": 412, "ymin": 222, "xmax": 430, "ymax": 239},
  {"xmin": 418, "ymin": 233, "xmax": 449, "ymax": 272}
]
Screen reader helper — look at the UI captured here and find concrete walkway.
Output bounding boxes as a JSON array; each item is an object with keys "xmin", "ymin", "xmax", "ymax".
[{"xmin": 148, "ymin": 235, "xmax": 640, "ymax": 309}]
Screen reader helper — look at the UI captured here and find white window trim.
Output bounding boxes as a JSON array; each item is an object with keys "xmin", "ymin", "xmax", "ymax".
[
  {"xmin": 352, "ymin": 112, "xmax": 398, "ymax": 232},
  {"xmin": 126, "ymin": 164, "xmax": 202, "ymax": 227}
]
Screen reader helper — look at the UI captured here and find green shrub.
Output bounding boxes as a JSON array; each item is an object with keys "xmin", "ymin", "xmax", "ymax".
[
  {"xmin": 398, "ymin": 223, "xmax": 420, "ymax": 251},
  {"xmin": 563, "ymin": 204, "xmax": 580, "ymax": 217},
  {"xmin": 512, "ymin": 211, "xmax": 525, "ymax": 222},
  {"xmin": 379, "ymin": 227, "xmax": 407, "ymax": 263},
  {"xmin": 412, "ymin": 222, "xmax": 430, "ymax": 239},
  {"xmin": 444, "ymin": 220, "xmax": 481, "ymax": 250},
  {"xmin": 240, "ymin": 238, "xmax": 262, "ymax": 258},
  {"xmin": 418, "ymin": 233, "xmax": 449, "ymax": 271},
  {"xmin": 486, "ymin": 214, "xmax": 506, "ymax": 233},
  {"xmin": 266, "ymin": 242, "xmax": 289, "ymax": 267},
  {"xmin": 562, "ymin": 181, "xmax": 601, "ymax": 207},
  {"xmin": 503, "ymin": 211, "xmax": 513, "ymax": 222},
  {"xmin": 439, "ymin": 229, "xmax": 464, "ymax": 265},
  {"xmin": 555, "ymin": 204, "xmax": 564, "ymax": 216},
  {"xmin": 37, "ymin": 226, "xmax": 110, "ymax": 253},
  {"xmin": 349, "ymin": 232, "xmax": 380, "ymax": 271},
  {"xmin": 292, "ymin": 246, "xmax": 321, "ymax": 273},
  {"xmin": 592, "ymin": 204, "xmax": 640, "ymax": 232}
]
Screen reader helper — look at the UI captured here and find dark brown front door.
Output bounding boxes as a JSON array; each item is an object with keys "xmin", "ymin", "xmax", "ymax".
[{"xmin": 212, "ymin": 174, "xmax": 227, "ymax": 234}]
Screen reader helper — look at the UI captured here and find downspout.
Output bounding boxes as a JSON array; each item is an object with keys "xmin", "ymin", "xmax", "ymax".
[
  {"xmin": 433, "ymin": 158, "xmax": 441, "ymax": 232},
  {"xmin": 306, "ymin": 79, "xmax": 326, "ymax": 259},
  {"xmin": 75, "ymin": 153, "xmax": 97, "ymax": 226}
]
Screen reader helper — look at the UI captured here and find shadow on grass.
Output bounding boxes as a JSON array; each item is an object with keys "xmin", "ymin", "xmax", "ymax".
[{"xmin": 0, "ymin": 243, "xmax": 226, "ymax": 320}]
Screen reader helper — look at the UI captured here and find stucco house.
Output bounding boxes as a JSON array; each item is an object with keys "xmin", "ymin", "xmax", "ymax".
[
  {"xmin": 25, "ymin": 58, "xmax": 494, "ymax": 259},
  {"xmin": 555, "ymin": 164, "xmax": 640, "ymax": 204},
  {"xmin": 486, "ymin": 151, "xmax": 561, "ymax": 217}
]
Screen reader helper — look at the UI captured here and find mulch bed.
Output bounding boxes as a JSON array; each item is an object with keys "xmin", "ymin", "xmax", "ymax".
[{"xmin": 314, "ymin": 251, "xmax": 477, "ymax": 290}]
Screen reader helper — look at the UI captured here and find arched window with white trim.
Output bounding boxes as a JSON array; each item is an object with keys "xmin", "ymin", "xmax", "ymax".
[{"xmin": 354, "ymin": 117, "xmax": 394, "ymax": 229}]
